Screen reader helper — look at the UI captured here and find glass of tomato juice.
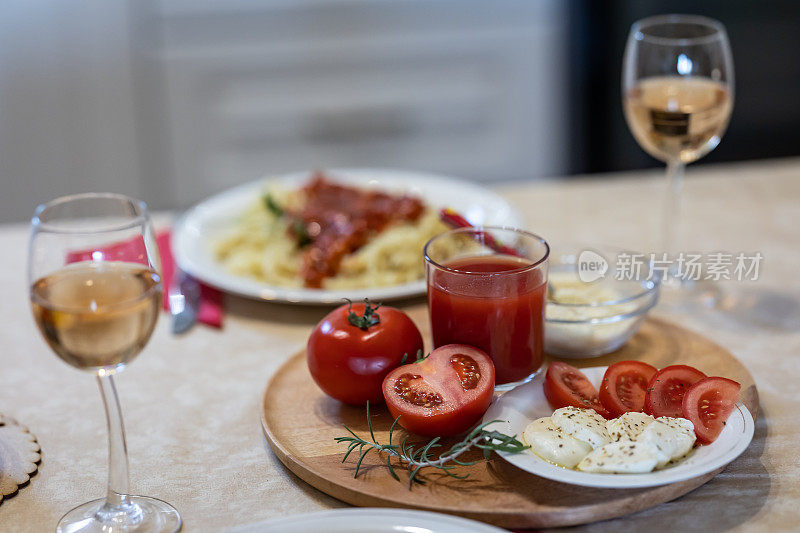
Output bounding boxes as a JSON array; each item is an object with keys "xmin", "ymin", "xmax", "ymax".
[{"xmin": 424, "ymin": 227, "xmax": 549, "ymax": 390}]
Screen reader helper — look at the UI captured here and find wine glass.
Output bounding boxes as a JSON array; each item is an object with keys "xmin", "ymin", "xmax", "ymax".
[
  {"xmin": 622, "ymin": 14, "xmax": 734, "ymax": 306},
  {"xmin": 28, "ymin": 193, "xmax": 181, "ymax": 532}
]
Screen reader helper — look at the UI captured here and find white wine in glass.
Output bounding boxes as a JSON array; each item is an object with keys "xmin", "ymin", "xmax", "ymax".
[
  {"xmin": 29, "ymin": 193, "xmax": 181, "ymax": 533},
  {"xmin": 625, "ymin": 76, "xmax": 732, "ymax": 164},
  {"xmin": 622, "ymin": 15, "xmax": 734, "ymax": 306},
  {"xmin": 32, "ymin": 262, "xmax": 161, "ymax": 371}
]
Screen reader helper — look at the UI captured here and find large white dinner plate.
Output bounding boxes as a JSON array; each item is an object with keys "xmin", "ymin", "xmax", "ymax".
[
  {"xmin": 173, "ymin": 168, "xmax": 523, "ymax": 304},
  {"xmin": 230, "ymin": 508, "xmax": 505, "ymax": 533},
  {"xmin": 483, "ymin": 366, "xmax": 755, "ymax": 489}
]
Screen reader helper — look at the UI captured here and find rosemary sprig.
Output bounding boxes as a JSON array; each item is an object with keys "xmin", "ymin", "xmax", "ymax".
[
  {"xmin": 334, "ymin": 402, "xmax": 529, "ymax": 489},
  {"xmin": 400, "ymin": 349, "xmax": 427, "ymax": 364}
]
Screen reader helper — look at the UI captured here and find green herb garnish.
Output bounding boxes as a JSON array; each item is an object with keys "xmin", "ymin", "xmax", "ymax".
[
  {"xmin": 262, "ymin": 193, "xmax": 284, "ymax": 217},
  {"xmin": 293, "ymin": 220, "xmax": 312, "ymax": 247},
  {"xmin": 335, "ymin": 402, "xmax": 529, "ymax": 489}
]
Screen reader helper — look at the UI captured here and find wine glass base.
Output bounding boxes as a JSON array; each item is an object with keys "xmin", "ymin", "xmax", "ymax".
[
  {"xmin": 717, "ymin": 287, "xmax": 800, "ymax": 332},
  {"xmin": 657, "ymin": 276, "xmax": 721, "ymax": 313},
  {"xmin": 57, "ymin": 496, "xmax": 181, "ymax": 533}
]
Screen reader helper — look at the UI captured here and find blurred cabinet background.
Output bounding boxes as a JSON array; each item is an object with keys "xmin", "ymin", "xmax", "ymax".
[
  {"xmin": 0, "ymin": 1, "xmax": 143, "ymax": 221},
  {"xmin": 2, "ymin": 0, "xmax": 799, "ymax": 223},
  {"xmin": 0, "ymin": 0, "xmax": 569, "ymax": 222}
]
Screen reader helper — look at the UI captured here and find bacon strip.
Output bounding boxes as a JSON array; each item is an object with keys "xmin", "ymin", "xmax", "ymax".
[{"xmin": 286, "ymin": 172, "xmax": 425, "ymax": 288}]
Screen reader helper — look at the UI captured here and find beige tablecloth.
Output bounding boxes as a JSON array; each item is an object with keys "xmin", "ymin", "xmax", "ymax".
[{"xmin": 0, "ymin": 159, "xmax": 798, "ymax": 532}]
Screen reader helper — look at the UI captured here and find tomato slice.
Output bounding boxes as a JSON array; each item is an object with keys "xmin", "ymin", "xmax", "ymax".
[
  {"xmin": 682, "ymin": 377, "xmax": 741, "ymax": 444},
  {"xmin": 382, "ymin": 344, "xmax": 495, "ymax": 437},
  {"xmin": 644, "ymin": 365, "xmax": 707, "ymax": 417},
  {"xmin": 543, "ymin": 362, "xmax": 610, "ymax": 418},
  {"xmin": 599, "ymin": 361, "xmax": 658, "ymax": 417}
]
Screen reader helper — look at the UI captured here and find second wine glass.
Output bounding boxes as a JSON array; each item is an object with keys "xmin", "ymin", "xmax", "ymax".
[{"xmin": 622, "ymin": 14, "xmax": 734, "ymax": 306}]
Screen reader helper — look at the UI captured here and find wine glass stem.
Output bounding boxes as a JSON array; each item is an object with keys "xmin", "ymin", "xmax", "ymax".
[
  {"xmin": 97, "ymin": 374, "xmax": 132, "ymax": 509},
  {"xmin": 663, "ymin": 159, "xmax": 685, "ymax": 262}
]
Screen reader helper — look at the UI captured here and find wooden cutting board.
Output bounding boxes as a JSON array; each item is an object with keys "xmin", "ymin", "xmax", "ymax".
[{"xmin": 260, "ymin": 310, "xmax": 758, "ymax": 529}]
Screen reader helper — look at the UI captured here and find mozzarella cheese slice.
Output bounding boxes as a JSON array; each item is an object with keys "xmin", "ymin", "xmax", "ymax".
[
  {"xmin": 576, "ymin": 440, "xmax": 661, "ymax": 474},
  {"xmin": 551, "ymin": 407, "xmax": 612, "ymax": 449},
  {"xmin": 637, "ymin": 416, "xmax": 696, "ymax": 467},
  {"xmin": 523, "ymin": 417, "xmax": 592, "ymax": 468},
  {"xmin": 606, "ymin": 412, "xmax": 655, "ymax": 442}
]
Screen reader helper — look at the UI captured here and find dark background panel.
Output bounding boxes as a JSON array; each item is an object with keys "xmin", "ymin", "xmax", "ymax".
[{"xmin": 568, "ymin": 0, "xmax": 800, "ymax": 175}]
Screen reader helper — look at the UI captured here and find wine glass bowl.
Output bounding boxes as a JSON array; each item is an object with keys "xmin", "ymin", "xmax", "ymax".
[
  {"xmin": 624, "ymin": 75, "xmax": 731, "ymax": 164},
  {"xmin": 28, "ymin": 193, "xmax": 181, "ymax": 532},
  {"xmin": 623, "ymin": 15, "xmax": 733, "ymax": 165},
  {"xmin": 30, "ymin": 194, "xmax": 162, "ymax": 375}
]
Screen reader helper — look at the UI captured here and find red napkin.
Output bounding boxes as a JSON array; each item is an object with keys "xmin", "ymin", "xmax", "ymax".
[
  {"xmin": 156, "ymin": 231, "xmax": 224, "ymax": 328},
  {"xmin": 66, "ymin": 230, "xmax": 224, "ymax": 329}
]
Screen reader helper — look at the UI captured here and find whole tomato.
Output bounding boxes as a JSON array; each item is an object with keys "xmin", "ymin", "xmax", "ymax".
[{"xmin": 307, "ymin": 300, "xmax": 424, "ymax": 405}]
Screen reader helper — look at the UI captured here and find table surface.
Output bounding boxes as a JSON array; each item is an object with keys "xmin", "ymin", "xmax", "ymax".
[{"xmin": 1, "ymin": 158, "xmax": 798, "ymax": 532}]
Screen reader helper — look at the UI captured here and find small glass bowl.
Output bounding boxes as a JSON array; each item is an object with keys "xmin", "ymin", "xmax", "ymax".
[{"xmin": 545, "ymin": 245, "xmax": 661, "ymax": 358}]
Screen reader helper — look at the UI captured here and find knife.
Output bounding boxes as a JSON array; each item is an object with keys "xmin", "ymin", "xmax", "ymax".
[{"xmin": 168, "ymin": 266, "xmax": 201, "ymax": 334}]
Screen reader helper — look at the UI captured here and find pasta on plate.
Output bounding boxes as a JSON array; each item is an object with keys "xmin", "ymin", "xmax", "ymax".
[{"xmin": 211, "ymin": 175, "xmax": 453, "ymax": 290}]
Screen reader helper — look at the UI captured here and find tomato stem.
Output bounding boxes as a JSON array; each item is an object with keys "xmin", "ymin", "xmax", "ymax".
[{"xmin": 346, "ymin": 298, "xmax": 381, "ymax": 330}]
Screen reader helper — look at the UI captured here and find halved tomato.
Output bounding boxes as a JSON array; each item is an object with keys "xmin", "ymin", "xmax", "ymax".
[
  {"xmin": 644, "ymin": 365, "xmax": 707, "ymax": 417},
  {"xmin": 543, "ymin": 361, "xmax": 610, "ymax": 418},
  {"xmin": 682, "ymin": 377, "xmax": 741, "ymax": 444},
  {"xmin": 599, "ymin": 361, "xmax": 658, "ymax": 417},
  {"xmin": 382, "ymin": 344, "xmax": 495, "ymax": 437}
]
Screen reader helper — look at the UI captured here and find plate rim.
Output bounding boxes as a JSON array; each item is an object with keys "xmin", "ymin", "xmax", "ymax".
[
  {"xmin": 485, "ymin": 365, "xmax": 755, "ymax": 489},
  {"xmin": 172, "ymin": 168, "xmax": 523, "ymax": 304},
  {"xmin": 230, "ymin": 507, "xmax": 506, "ymax": 533}
]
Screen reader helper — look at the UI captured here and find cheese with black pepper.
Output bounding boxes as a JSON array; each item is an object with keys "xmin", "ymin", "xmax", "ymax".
[
  {"xmin": 606, "ymin": 411, "xmax": 655, "ymax": 441},
  {"xmin": 637, "ymin": 416, "xmax": 696, "ymax": 467},
  {"xmin": 523, "ymin": 407, "xmax": 697, "ymax": 473},
  {"xmin": 522, "ymin": 417, "xmax": 592, "ymax": 468},
  {"xmin": 577, "ymin": 440, "xmax": 661, "ymax": 473},
  {"xmin": 551, "ymin": 406, "xmax": 612, "ymax": 449}
]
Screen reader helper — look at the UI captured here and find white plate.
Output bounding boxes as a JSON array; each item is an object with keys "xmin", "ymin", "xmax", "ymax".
[
  {"xmin": 229, "ymin": 508, "xmax": 505, "ymax": 533},
  {"xmin": 173, "ymin": 168, "xmax": 523, "ymax": 304},
  {"xmin": 482, "ymin": 366, "xmax": 755, "ymax": 489}
]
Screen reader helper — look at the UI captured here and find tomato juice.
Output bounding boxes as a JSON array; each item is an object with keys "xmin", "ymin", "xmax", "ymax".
[{"xmin": 428, "ymin": 255, "xmax": 547, "ymax": 385}]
